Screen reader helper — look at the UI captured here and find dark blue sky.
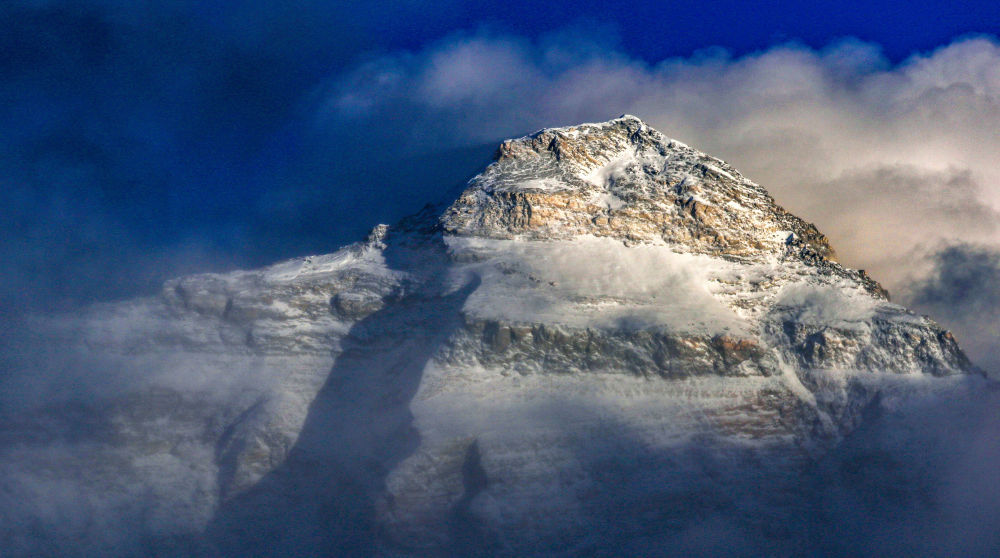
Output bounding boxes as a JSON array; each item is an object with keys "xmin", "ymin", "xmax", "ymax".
[{"xmin": 2, "ymin": 0, "xmax": 999, "ymax": 313}]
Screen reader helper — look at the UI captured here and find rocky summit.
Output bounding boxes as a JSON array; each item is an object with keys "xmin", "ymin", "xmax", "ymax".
[{"xmin": 0, "ymin": 116, "xmax": 982, "ymax": 556}]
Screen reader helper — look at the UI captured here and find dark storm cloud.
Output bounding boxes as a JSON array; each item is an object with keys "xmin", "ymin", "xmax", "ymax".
[
  {"xmin": 910, "ymin": 244, "xmax": 1000, "ymax": 309},
  {"xmin": 904, "ymin": 244, "xmax": 1000, "ymax": 373}
]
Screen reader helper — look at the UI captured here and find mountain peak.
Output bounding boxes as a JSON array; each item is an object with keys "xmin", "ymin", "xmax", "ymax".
[
  {"xmin": 615, "ymin": 113, "xmax": 644, "ymax": 123},
  {"xmin": 534, "ymin": 113, "xmax": 650, "ymax": 137},
  {"xmin": 440, "ymin": 116, "xmax": 861, "ymax": 282}
]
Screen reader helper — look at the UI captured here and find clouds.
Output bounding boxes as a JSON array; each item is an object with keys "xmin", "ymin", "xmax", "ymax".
[
  {"xmin": 906, "ymin": 245, "xmax": 1000, "ymax": 372},
  {"xmin": 328, "ymin": 32, "xmax": 1000, "ymax": 370}
]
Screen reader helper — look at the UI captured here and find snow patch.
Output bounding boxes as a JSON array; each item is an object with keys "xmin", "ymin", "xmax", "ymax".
[
  {"xmin": 585, "ymin": 151, "xmax": 637, "ymax": 187},
  {"xmin": 703, "ymin": 163, "xmax": 736, "ymax": 181},
  {"xmin": 592, "ymin": 192, "xmax": 627, "ymax": 210},
  {"xmin": 519, "ymin": 178, "xmax": 564, "ymax": 191}
]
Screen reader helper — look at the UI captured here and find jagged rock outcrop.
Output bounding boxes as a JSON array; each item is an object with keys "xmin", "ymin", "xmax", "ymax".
[{"xmin": 0, "ymin": 116, "xmax": 980, "ymax": 557}]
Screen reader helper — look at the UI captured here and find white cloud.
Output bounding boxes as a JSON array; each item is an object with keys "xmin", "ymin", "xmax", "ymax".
[{"xmin": 418, "ymin": 37, "xmax": 542, "ymax": 106}]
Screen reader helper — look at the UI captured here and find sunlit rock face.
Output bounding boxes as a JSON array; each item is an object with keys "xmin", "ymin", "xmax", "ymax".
[
  {"xmin": 0, "ymin": 117, "xmax": 979, "ymax": 556},
  {"xmin": 444, "ymin": 116, "xmax": 833, "ymax": 257}
]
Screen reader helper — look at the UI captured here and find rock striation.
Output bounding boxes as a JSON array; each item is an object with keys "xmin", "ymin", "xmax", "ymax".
[{"xmin": 0, "ymin": 116, "xmax": 980, "ymax": 556}]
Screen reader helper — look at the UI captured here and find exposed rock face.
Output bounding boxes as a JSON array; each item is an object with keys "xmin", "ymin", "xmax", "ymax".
[
  {"xmin": 0, "ymin": 116, "xmax": 980, "ymax": 556},
  {"xmin": 444, "ymin": 118, "xmax": 831, "ymax": 252}
]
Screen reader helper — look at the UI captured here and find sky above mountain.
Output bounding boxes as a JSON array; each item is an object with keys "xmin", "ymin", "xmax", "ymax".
[{"xmin": 2, "ymin": 0, "xmax": 999, "ymax": 371}]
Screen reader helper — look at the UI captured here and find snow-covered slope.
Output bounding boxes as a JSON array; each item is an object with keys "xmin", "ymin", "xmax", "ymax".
[{"xmin": 0, "ymin": 116, "xmax": 981, "ymax": 556}]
